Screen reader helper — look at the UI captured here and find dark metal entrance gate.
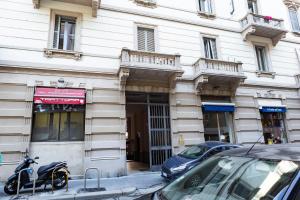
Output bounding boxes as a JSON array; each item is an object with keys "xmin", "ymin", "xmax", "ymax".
[
  {"xmin": 148, "ymin": 104, "xmax": 172, "ymax": 170},
  {"xmin": 126, "ymin": 93, "xmax": 172, "ymax": 171}
]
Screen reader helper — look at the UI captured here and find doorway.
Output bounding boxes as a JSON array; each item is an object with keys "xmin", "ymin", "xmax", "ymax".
[{"xmin": 126, "ymin": 92, "xmax": 172, "ymax": 173}]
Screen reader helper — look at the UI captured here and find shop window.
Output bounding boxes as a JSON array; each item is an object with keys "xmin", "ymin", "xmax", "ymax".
[
  {"xmin": 203, "ymin": 37, "xmax": 218, "ymax": 59},
  {"xmin": 137, "ymin": 27, "xmax": 155, "ymax": 52},
  {"xmin": 255, "ymin": 45, "xmax": 269, "ymax": 72},
  {"xmin": 289, "ymin": 8, "xmax": 300, "ymax": 33},
  {"xmin": 32, "ymin": 104, "xmax": 85, "ymax": 142},
  {"xmin": 203, "ymin": 112, "xmax": 234, "ymax": 143},
  {"xmin": 261, "ymin": 112, "xmax": 287, "ymax": 144},
  {"xmin": 248, "ymin": 0, "xmax": 258, "ymax": 14}
]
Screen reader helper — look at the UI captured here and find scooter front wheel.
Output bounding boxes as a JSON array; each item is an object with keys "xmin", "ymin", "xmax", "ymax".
[
  {"xmin": 52, "ymin": 171, "xmax": 68, "ymax": 190},
  {"xmin": 4, "ymin": 178, "xmax": 19, "ymax": 195}
]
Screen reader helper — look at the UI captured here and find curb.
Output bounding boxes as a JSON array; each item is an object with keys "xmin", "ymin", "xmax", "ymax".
[{"xmin": 33, "ymin": 187, "xmax": 137, "ymax": 200}]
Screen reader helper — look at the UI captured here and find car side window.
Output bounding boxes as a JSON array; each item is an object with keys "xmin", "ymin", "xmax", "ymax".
[
  {"xmin": 287, "ymin": 177, "xmax": 300, "ymax": 200},
  {"xmin": 206, "ymin": 148, "xmax": 221, "ymax": 157}
]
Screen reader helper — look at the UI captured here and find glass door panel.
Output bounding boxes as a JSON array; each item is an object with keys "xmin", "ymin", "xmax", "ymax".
[{"xmin": 203, "ymin": 112, "xmax": 219, "ymax": 141}]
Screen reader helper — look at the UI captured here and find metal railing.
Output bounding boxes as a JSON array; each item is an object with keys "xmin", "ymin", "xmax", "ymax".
[
  {"xmin": 193, "ymin": 57, "xmax": 243, "ymax": 75},
  {"xmin": 84, "ymin": 168, "xmax": 100, "ymax": 191},
  {"xmin": 51, "ymin": 164, "xmax": 69, "ymax": 193},
  {"xmin": 241, "ymin": 13, "xmax": 284, "ymax": 30},
  {"xmin": 120, "ymin": 48, "xmax": 181, "ymax": 69},
  {"xmin": 16, "ymin": 168, "xmax": 36, "ymax": 198}
]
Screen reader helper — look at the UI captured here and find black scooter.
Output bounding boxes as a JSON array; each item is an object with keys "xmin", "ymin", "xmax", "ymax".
[{"xmin": 4, "ymin": 155, "xmax": 70, "ymax": 195}]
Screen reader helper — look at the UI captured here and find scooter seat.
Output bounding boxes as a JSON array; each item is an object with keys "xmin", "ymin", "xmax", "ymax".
[{"xmin": 37, "ymin": 162, "xmax": 62, "ymax": 175}]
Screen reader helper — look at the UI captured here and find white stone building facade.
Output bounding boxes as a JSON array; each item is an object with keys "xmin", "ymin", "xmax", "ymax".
[{"xmin": 0, "ymin": 0, "xmax": 300, "ymax": 180}]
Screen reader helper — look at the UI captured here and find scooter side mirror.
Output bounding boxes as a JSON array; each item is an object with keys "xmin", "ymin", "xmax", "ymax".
[{"xmin": 34, "ymin": 156, "xmax": 39, "ymax": 160}]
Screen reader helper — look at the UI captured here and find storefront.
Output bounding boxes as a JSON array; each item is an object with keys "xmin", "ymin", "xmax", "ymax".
[
  {"xmin": 258, "ymin": 99, "xmax": 287, "ymax": 144},
  {"xmin": 32, "ymin": 87, "xmax": 86, "ymax": 142},
  {"xmin": 201, "ymin": 96, "xmax": 235, "ymax": 143},
  {"xmin": 30, "ymin": 87, "xmax": 86, "ymax": 175}
]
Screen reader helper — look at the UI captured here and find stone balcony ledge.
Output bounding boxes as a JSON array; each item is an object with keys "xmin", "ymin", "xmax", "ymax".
[
  {"xmin": 120, "ymin": 48, "xmax": 182, "ymax": 72},
  {"xmin": 193, "ymin": 57, "xmax": 246, "ymax": 95},
  {"xmin": 119, "ymin": 48, "xmax": 183, "ymax": 90},
  {"xmin": 241, "ymin": 13, "xmax": 287, "ymax": 46}
]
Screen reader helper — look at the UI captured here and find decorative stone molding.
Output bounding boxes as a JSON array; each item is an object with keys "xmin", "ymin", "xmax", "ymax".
[
  {"xmin": 195, "ymin": 75, "xmax": 209, "ymax": 91},
  {"xmin": 44, "ymin": 48, "xmax": 82, "ymax": 60},
  {"xmin": 92, "ymin": 0, "xmax": 101, "ymax": 17},
  {"xmin": 169, "ymin": 72, "xmax": 183, "ymax": 89},
  {"xmin": 197, "ymin": 11, "xmax": 216, "ymax": 19},
  {"xmin": 133, "ymin": 0, "xmax": 157, "ymax": 8},
  {"xmin": 32, "ymin": 0, "xmax": 40, "ymax": 9},
  {"xmin": 119, "ymin": 68, "xmax": 130, "ymax": 91},
  {"xmin": 283, "ymin": 0, "xmax": 300, "ymax": 9},
  {"xmin": 256, "ymin": 71, "xmax": 276, "ymax": 79},
  {"xmin": 33, "ymin": 0, "xmax": 100, "ymax": 17}
]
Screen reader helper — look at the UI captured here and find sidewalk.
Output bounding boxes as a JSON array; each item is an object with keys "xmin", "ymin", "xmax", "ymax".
[{"xmin": 0, "ymin": 172, "xmax": 166, "ymax": 200}]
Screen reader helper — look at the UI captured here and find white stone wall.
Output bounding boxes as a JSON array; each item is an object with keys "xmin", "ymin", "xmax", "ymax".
[{"xmin": 0, "ymin": 0, "xmax": 300, "ymax": 180}]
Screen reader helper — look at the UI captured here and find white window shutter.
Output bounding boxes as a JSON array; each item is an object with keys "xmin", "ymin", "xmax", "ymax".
[
  {"xmin": 137, "ymin": 27, "xmax": 146, "ymax": 51},
  {"xmin": 146, "ymin": 29, "xmax": 155, "ymax": 52},
  {"xmin": 137, "ymin": 27, "xmax": 155, "ymax": 52}
]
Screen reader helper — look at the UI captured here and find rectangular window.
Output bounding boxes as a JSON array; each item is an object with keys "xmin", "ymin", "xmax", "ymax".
[
  {"xmin": 137, "ymin": 27, "xmax": 155, "ymax": 52},
  {"xmin": 203, "ymin": 37, "xmax": 218, "ymax": 59},
  {"xmin": 199, "ymin": 0, "xmax": 213, "ymax": 13},
  {"xmin": 248, "ymin": 0, "xmax": 258, "ymax": 14},
  {"xmin": 32, "ymin": 104, "xmax": 85, "ymax": 142},
  {"xmin": 255, "ymin": 45, "xmax": 268, "ymax": 72},
  {"xmin": 53, "ymin": 15, "xmax": 76, "ymax": 51},
  {"xmin": 289, "ymin": 9, "xmax": 300, "ymax": 32}
]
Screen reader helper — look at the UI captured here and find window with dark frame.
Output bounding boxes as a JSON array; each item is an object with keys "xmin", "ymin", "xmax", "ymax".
[
  {"xmin": 31, "ymin": 104, "xmax": 85, "ymax": 142},
  {"xmin": 137, "ymin": 27, "xmax": 155, "ymax": 52},
  {"xmin": 53, "ymin": 15, "xmax": 77, "ymax": 51},
  {"xmin": 255, "ymin": 45, "xmax": 269, "ymax": 72},
  {"xmin": 203, "ymin": 37, "xmax": 218, "ymax": 59},
  {"xmin": 248, "ymin": 0, "xmax": 258, "ymax": 14},
  {"xmin": 289, "ymin": 8, "xmax": 300, "ymax": 32},
  {"xmin": 199, "ymin": 0, "xmax": 213, "ymax": 14}
]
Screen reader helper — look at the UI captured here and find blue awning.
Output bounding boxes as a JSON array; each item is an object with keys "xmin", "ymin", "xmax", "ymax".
[
  {"xmin": 202, "ymin": 104, "xmax": 235, "ymax": 112},
  {"xmin": 260, "ymin": 106, "xmax": 287, "ymax": 113}
]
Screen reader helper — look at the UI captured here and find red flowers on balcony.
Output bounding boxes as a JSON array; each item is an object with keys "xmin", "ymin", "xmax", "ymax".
[{"xmin": 264, "ymin": 16, "xmax": 273, "ymax": 21}]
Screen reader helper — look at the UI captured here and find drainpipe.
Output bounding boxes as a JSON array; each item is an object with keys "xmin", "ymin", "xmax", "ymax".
[{"xmin": 230, "ymin": 0, "xmax": 235, "ymax": 15}]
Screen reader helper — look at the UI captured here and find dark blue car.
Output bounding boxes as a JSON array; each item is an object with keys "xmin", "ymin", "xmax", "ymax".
[{"xmin": 161, "ymin": 141, "xmax": 241, "ymax": 181}]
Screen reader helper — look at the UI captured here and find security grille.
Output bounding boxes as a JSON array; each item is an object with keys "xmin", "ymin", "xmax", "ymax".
[{"xmin": 148, "ymin": 104, "xmax": 172, "ymax": 170}]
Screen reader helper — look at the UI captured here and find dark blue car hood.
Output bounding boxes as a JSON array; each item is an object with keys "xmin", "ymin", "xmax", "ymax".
[{"xmin": 163, "ymin": 155, "xmax": 194, "ymax": 169}]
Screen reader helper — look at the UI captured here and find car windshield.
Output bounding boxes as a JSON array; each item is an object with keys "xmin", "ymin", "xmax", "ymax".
[
  {"xmin": 178, "ymin": 145, "xmax": 209, "ymax": 159},
  {"xmin": 161, "ymin": 156, "xmax": 299, "ymax": 200}
]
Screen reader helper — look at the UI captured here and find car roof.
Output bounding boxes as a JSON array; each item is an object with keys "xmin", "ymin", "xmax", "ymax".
[
  {"xmin": 218, "ymin": 144, "xmax": 300, "ymax": 162},
  {"xmin": 199, "ymin": 141, "xmax": 235, "ymax": 148}
]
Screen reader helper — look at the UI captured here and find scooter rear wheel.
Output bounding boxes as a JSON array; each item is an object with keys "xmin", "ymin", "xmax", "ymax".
[
  {"xmin": 4, "ymin": 179, "xmax": 19, "ymax": 195},
  {"xmin": 52, "ymin": 171, "xmax": 68, "ymax": 190}
]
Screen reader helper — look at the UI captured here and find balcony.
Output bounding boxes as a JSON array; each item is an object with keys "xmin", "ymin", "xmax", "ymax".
[
  {"xmin": 32, "ymin": 0, "xmax": 101, "ymax": 17},
  {"xmin": 119, "ymin": 48, "xmax": 183, "ymax": 90},
  {"xmin": 241, "ymin": 13, "xmax": 287, "ymax": 46},
  {"xmin": 193, "ymin": 58, "xmax": 246, "ymax": 95}
]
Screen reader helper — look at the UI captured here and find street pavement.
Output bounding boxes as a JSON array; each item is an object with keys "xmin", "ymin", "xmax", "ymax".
[{"xmin": 0, "ymin": 172, "xmax": 166, "ymax": 200}]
